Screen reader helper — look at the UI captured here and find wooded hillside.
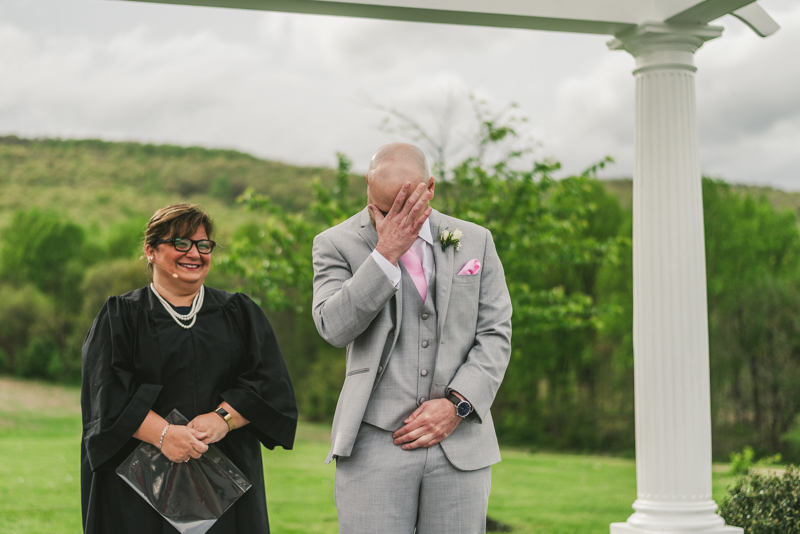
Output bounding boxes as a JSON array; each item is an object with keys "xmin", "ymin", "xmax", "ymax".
[{"xmin": 2, "ymin": 135, "xmax": 800, "ymax": 462}]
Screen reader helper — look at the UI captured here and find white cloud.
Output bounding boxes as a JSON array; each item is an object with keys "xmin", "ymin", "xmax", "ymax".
[
  {"xmin": 697, "ymin": 5, "xmax": 800, "ymax": 187},
  {"xmin": 545, "ymin": 51, "xmax": 635, "ymax": 176},
  {"xmin": 0, "ymin": 0, "xmax": 798, "ymax": 190}
]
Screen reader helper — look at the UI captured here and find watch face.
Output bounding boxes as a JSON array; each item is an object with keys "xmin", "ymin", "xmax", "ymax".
[{"xmin": 456, "ymin": 402, "xmax": 470, "ymax": 417}]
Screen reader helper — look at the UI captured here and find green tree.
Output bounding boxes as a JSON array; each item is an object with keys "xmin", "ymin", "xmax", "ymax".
[
  {"xmin": 0, "ymin": 209, "xmax": 87, "ymax": 311},
  {"xmin": 102, "ymin": 217, "xmax": 150, "ymax": 260},
  {"xmin": 220, "ymin": 154, "xmax": 363, "ymax": 419},
  {"xmin": 433, "ymin": 138, "xmax": 627, "ymax": 447},
  {"xmin": 221, "ymin": 153, "xmax": 363, "ymax": 312},
  {"xmin": 0, "ymin": 284, "xmax": 63, "ymax": 379},
  {"xmin": 703, "ymin": 179, "xmax": 800, "ymax": 457},
  {"xmin": 223, "ymin": 106, "xmax": 627, "ymax": 437}
]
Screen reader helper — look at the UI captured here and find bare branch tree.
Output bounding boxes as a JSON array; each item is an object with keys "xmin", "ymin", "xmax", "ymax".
[{"xmin": 358, "ymin": 90, "xmax": 537, "ymax": 180}]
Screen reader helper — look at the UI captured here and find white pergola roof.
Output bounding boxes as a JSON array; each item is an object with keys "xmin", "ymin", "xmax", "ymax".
[{"xmin": 126, "ymin": 0, "xmax": 780, "ymax": 36}]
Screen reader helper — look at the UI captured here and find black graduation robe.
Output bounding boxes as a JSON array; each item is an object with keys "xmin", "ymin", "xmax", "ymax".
[{"xmin": 80, "ymin": 286, "xmax": 297, "ymax": 534}]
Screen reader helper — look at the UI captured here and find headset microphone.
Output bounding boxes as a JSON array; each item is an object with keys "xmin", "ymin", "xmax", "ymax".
[{"xmin": 151, "ymin": 262, "xmax": 179, "ymax": 279}]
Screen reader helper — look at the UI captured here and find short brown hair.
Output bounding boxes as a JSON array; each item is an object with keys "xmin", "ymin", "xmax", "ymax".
[{"xmin": 144, "ymin": 203, "xmax": 215, "ymax": 275}]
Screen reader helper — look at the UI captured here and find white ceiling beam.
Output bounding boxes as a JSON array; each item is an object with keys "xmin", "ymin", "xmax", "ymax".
[
  {"xmin": 665, "ymin": 0, "xmax": 756, "ymax": 24},
  {"xmin": 732, "ymin": 3, "xmax": 780, "ymax": 37},
  {"xmin": 120, "ymin": 0, "xmax": 645, "ymax": 35},
  {"xmin": 122, "ymin": 0, "xmax": 780, "ymax": 39}
]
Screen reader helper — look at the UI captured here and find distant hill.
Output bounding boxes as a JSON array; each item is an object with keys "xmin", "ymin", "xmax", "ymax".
[
  {"xmin": 0, "ymin": 135, "xmax": 358, "ymax": 233},
  {"xmin": 600, "ymin": 178, "xmax": 800, "ymax": 222},
  {"xmin": 1, "ymin": 136, "xmax": 797, "ymax": 232}
]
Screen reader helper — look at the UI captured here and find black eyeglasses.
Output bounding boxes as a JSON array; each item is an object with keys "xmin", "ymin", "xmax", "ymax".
[{"xmin": 154, "ymin": 237, "xmax": 216, "ymax": 254}]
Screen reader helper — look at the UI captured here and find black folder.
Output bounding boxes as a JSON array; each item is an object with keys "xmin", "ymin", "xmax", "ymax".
[{"xmin": 116, "ymin": 409, "xmax": 252, "ymax": 534}]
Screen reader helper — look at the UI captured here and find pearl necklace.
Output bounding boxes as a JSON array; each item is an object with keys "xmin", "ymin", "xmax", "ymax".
[{"xmin": 149, "ymin": 283, "xmax": 205, "ymax": 329}]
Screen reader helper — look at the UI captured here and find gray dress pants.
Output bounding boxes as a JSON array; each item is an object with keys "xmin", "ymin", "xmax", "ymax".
[{"xmin": 335, "ymin": 422, "xmax": 491, "ymax": 534}]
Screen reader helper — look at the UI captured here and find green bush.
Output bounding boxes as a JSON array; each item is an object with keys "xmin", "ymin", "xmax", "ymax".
[
  {"xmin": 781, "ymin": 417, "xmax": 800, "ymax": 460},
  {"xmin": 19, "ymin": 336, "xmax": 61, "ymax": 379},
  {"xmin": 729, "ymin": 446, "xmax": 756, "ymax": 476},
  {"xmin": 719, "ymin": 466, "xmax": 800, "ymax": 532},
  {"xmin": 210, "ymin": 175, "xmax": 238, "ymax": 203},
  {"xmin": 299, "ymin": 351, "xmax": 346, "ymax": 422},
  {"xmin": 102, "ymin": 217, "xmax": 149, "ymax": 260},
  {"xmin": 0, "ymin": 284, "xmax": 60, "ymax": 374},
  {"xmin": 729, "ymin": 446, "xmax": 783, "ymax": 476},
  {"xmin": 0, "ymin": 209, "xmax": 87, "ymax": 311}
]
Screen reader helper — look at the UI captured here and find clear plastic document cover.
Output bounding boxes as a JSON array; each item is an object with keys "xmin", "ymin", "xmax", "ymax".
[{"xmin": 116, "ymin": 408, "xmax": 252, "ymax": 534}]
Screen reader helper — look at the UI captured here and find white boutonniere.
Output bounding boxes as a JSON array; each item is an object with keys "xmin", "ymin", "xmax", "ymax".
[{"xmin": 438, "ymin": 227, "xmax": 463, "ymax": 252}]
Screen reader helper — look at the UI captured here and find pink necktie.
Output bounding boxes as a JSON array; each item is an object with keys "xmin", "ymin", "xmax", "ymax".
[{"xmin": 400, "ymin": 241, "xmax": 427, "ymax": 302}]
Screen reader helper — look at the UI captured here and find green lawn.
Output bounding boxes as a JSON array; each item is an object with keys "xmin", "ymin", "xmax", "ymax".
[{"xmin": 0, "ymin": 378, "xmax": 739, "ymax": 533}]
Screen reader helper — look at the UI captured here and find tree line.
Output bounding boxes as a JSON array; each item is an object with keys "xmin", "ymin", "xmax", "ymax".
[
  {"xmin": 1, "ymin": 136, "xmax": 799, "ymax": 461},
  {"xmin": 221, "ymin": 139, "xmax": 800, "ymax": 460}
]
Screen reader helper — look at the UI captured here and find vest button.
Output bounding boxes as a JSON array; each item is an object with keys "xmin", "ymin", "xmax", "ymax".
[
  {"xmin": 418, "ymin": 397, "xmax": 426, "ymax": 405},
  {"xmin": 421, "ymin": 313, "xmax": 429, "ymax": 320},
  {"xmin": 420, "ymin": 369, "xmax": 428, "ymax": 376},
  {"xmin": 378, "ymin": 366, "xmax": 383, "ymax": 373},
  {"xmin": 421, "ymin": 341, "xmax": 429, "ymax": 348}
]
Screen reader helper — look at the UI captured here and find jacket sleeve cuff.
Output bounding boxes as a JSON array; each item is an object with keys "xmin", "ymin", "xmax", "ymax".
[
  {"xmin": 446, "ymin": 377, "xmax": 488, "ymax": 424},
  {"xmin": 222, "ymin": 388, "xmax": 298, "ymax": 451},
  {"xmin": 370, "ymin": 249, "xmax": 401, "ymax": 287},
  {"xmin": 83, "ymin": 383, "xmax": 162, "ymax": 471}
]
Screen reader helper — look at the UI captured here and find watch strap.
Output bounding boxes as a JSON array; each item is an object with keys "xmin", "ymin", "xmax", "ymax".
[
  {"xmin": 215, "ymin": 405, "xmax": 235, "ymax": 432},
  {"xmin": 446, "ymin": 393, "xmax": 472, "ymax": 418}
]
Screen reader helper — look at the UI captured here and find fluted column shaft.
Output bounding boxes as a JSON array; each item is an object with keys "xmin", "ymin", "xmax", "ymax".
[{"xmin": 608, "ymin": 24, "xmax": 742, "ymax": 534}]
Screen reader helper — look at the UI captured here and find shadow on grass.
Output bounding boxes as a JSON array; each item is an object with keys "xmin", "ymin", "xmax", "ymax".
[{"xmin": 487, "ymin": 515, "xmax": 514, "ymax": 532}]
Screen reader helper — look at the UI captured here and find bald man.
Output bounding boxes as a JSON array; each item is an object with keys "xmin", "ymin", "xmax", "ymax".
[{"xmin": 311, "ymin": 143, "xmax": 512, "ymax": 534}]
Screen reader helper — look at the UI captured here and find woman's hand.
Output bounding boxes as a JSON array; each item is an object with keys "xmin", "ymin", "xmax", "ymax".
[
  {"xmin": 187, "ymin": 412, "xmax": 230, "ymax": 445},
  {"xmin": 161, "ymin": 425, "xmax": 209, "ymax": 463}
]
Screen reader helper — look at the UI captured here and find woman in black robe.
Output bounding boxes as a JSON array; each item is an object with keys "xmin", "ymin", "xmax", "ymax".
[{"xmin": 81, "ymin": 203, "xmax": 297, "ymax": 533}]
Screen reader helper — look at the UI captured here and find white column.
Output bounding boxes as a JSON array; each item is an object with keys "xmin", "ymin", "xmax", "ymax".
[{"xmin": 607, "ymin": 24, "xmax": 742, "ymax": 534}]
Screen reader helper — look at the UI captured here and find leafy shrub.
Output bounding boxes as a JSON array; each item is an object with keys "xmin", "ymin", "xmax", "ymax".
[
  {"xmin": 210, "ymin": 175, "xmax": 239, "ymax": 203},
  {"xmin": 0, "ymin": 284, "xmax": 60, "ymax": 374},
  {"xmin": 760, "ymin": 453, "xmax": 784, "ymax": 468},
  {"xmin": 102, "ymin": 218, "xmax": 149, "ymax": 260},
  {"xmin": 19, "ymin": 337, "xmax": 61, "ymax": 380},
  {"xmin": 781, "ymin": 417, "xmax": 800, "ymax": 461},
  {"xmin": 0, "ymin": 209, "xmax": 87, "ymax": 311},
  {"xmin": 298, "ymin": 349, "xmax": 346, "ymax": 422},
  {"xmin": 719, "ymin": 466, "xmax": 800, "ymax": 532},
  {"xmin": 729, "ymin": 446, "xmax": 783, "ymax": 476},
  {"xmin": 729, "ymin": 446, "xmax": 756, "ymax": 476}
]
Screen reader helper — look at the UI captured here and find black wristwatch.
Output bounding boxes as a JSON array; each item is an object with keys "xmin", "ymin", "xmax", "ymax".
[{"xmin": 446, "ymin": 393, "xmax": 473, "ymax": 418}]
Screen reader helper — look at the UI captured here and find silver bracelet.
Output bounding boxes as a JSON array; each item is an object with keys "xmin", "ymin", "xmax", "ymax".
[{"xmin": 158, "ymin": 423, "xmax": 171, "ymax": 450}]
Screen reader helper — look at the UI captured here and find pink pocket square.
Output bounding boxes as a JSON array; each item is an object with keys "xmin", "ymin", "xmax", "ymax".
[{"xmin": 457, "ymin": 259, "xmax": 481, "ymax": 275}]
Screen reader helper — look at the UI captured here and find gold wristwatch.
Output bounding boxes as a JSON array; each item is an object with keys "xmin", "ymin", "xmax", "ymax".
[{"xmin": 214, "ymin": 405, "xmax": 235, "ymax": 432}]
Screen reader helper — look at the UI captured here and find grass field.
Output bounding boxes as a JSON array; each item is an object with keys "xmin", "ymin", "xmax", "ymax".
[{"xmin": 0, "ymin": 378, "xmax": 740, "ymax": 533}]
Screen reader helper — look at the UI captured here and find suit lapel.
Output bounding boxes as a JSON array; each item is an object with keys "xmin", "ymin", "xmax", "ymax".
[
  {"xmin": 358, "ymin": 207, "xmax": 377, "ymax": 249},
  {"xmin": 430, "ymin": 210, "xmax": 455, "ymax": 339},
  {"xmin": 358, "ymin": 207, "xmax": 403, "ymax": 358}
]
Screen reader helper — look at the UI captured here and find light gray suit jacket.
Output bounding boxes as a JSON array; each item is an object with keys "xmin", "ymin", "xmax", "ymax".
[{"xmin": 312, "ymin": 208, "xmax": 512, "ymax": 471}]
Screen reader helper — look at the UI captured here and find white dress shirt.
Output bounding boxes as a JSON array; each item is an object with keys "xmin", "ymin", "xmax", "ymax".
[{"xmin": 371, "ymin": 219, "xmax": 434, "ymax": 288}]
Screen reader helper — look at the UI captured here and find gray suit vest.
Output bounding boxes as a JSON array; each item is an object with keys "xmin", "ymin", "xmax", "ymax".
[{"xmin": 362, "ymin": 264, "xmax": 438, "ymax": 431}]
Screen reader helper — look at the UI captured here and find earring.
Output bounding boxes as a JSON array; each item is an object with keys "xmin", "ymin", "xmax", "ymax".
[{"xmin": 148, "ymin": 256, "xmax": 153, "ymax": 261}]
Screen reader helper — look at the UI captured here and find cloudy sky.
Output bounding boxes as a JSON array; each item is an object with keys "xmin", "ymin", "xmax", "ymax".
[{"xmin": 1, "ymin": 0, "xmax": 799, "ymax": 190}]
